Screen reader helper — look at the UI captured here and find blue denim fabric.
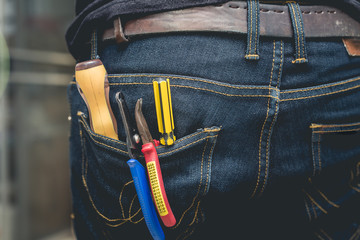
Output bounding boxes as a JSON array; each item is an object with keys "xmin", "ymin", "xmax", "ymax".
[{"xmin": 68, "ymin": 32, "xmax": 360, "ymax": 239}]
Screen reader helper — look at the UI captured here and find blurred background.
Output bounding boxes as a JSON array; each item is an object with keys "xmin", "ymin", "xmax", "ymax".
[{"xmin": 0, "ymin": 0, "xmax": 76, "ymax": 239}]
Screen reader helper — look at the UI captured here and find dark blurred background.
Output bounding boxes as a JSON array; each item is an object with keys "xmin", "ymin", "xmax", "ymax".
[{"xmin": 1, "ymin": 0, "xmax": 76, "ymax": 239}]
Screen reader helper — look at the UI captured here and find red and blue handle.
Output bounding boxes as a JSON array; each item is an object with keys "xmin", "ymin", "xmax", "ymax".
[{"xmin": 142, "ymin": 142, "xmax": 176, "ymax": 227}]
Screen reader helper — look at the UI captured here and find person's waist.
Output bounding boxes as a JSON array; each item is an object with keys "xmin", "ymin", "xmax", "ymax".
[{"xmin": 101, "ymin": 1, "xmax": 360, "ymax": 43}]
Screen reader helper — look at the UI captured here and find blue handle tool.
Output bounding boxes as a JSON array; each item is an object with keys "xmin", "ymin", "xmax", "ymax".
[{"xmin": 127, "ymin": 159, "xmax": 165, "ymax": 240}]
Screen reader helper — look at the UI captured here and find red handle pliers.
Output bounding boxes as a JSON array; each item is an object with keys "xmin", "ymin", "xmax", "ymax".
[{"xmin": 135, "ymin": 98, "xmax": 176, "ymax": 227}]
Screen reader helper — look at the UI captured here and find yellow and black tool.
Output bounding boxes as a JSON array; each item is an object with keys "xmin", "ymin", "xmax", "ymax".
[
  {"xmin": 153, "ymin": 78, "xmax": 176, "ymax": 146},
  {"xmin": 75, "ymin": 59, "xmax": 118, "ymax": 140}
]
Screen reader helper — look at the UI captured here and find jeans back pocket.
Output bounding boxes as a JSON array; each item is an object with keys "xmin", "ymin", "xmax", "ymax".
[{"xmin": 77, "ymin": 112, "xmax": 220, "ymax": 238}]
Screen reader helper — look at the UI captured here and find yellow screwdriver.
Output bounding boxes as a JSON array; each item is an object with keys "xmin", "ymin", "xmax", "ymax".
[{"xmin": 153, "ymin": 78, "xmax": 176, "ymax": 146}]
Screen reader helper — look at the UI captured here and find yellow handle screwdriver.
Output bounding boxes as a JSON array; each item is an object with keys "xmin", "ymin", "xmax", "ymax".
[{"xmin": 153, "ymin": 78, "xmax": 176, "ymax": 146}]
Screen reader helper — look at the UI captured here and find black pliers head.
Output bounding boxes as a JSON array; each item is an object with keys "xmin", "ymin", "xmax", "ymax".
[{"xmin": 115, "ymin": 92, "xmax": 141, "ymax": 159}]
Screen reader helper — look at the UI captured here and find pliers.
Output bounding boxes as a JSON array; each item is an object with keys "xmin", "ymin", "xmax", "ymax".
[
  {"xmin": 135, "ymin": 98, "xmax": 176, "ymax": 228},
  {"xmin": 115, "ymin": 92, "xmax": 164, "ymax": 240}
]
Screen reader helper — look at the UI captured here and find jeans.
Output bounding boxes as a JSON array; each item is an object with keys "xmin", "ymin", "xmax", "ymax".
[{"xmin": 68, "ymin": 32, "xmax": 360, "ymax": 239}]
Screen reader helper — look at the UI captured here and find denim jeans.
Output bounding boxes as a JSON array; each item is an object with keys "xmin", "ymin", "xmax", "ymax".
[{"xmin": 68, "ymin": 32, "xmax": 360, "ymax": 239}]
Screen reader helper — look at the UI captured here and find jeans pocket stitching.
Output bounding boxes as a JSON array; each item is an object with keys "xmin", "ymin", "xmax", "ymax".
[
  {"xmin": 172, "ymin": 134, "xmax": 219, "ymax": 229},
  {"xmin": 80, "ymin": 126, "xmax": 133, "ymax": 223}
]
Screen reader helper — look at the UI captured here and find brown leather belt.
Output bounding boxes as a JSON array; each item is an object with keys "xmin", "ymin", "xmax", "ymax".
[{"xmin": 102, "ymin": 1, "xmax": 360, "ymax": 43}]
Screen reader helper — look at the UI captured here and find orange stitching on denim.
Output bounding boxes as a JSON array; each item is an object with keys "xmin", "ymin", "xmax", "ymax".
[
  {"xmin": 315, "ymin": 232, "xmax": 326, "ymax": 240},
  {"xmin": 255, "ymin": 0, "xmax": 259, "ymax": 53},
  {"xmin": 80, "ymin": 127, "xmax": 129, "ymax": 222},
  {"xmin": 108, "ymin": 74, "xmax": 279, "ymax": 91},
  {"xmin": 304, "ymin": 198, "xmax": 312, "ymax": 221},
  {"xmin": 289, "ymin": 3, "xmax": 301, "ymax": 59},
  {"xmin": 303, "ymin": 189, "xmax": 328, "ymax": 214},
  {"xmin": 109, "ymin": 82, "xmax": 280, "ymax": 99},
  {"xmin": 128, "ymin": 194, "xmax": 142, "ymax": 223},
  {"xmin": 317, "ymin": 134, "xmax": 322, "ymax": 173},
  {"xmin": 312, "ymin": 133, "xmax": 317, "ymax": 176},
  {"xmin": 119, "ymin": 180, "xmax": 134, "ymax": 219},
  {"xmin": 314, "ymin": 127, "xmax": 360, "ymax": 134},
  {"xmin": 311, "ymin": 201, "xmax": 318, "ymax": 219},
  {"xmin": 349, "ymin": 226, "xmax": 360, "ymax": 240},
  {"xmin": 188, "ymin": 201, "xmax": 201, "ymax": 226},
  {"xmin": 249, "ymin": 0, "xmax": 253, "ymax": 54},
  {"xmin": 203, "ymin": 137, "xmax": 217, "ymax": 196},
  {"xmin": 310, "ymin": 122, "xmax": 360, "ymax": 129},
  {"xmin": 158, "ymin": 135, "xmax": 216, "ymax": 157},
  {"xmin": 308, "ymin": 179, "xmax": 340, "ymax": 208},
  {"xmin": 277, "ymin": 41, "xmax": 284, "ymax": 85},
  {"xmin": 292, "ymin": 58, "xmax": 307, "ymax": 63},
  {"xmin": 295, "ymin": 3, "xmax": 306, "ymax": 59},
  {"xmin": 282, "ymin": 77, "xmax": 360, "ymax": 94},
  {"xmin": 250, "ymin": 41, "xmax": 276, "ymax": 198},
  {"xmin": 172, "ymin": 138, "xmax": 209, "ymax": 229},
  {"xmin": 320, "ymin": 229, "xmax": 333, "ymax": 240},
  {"xmin": 260, "ymin": 99, "xmax": 279, "ymax": 195},
  {"xmin": 280, "ymin": 84, "xmax": 360, "ymax": 101},
  {"xmin": 105, "ymin": 221, "xmax": 128, "ymax": 228},
  {"xmin": 79, "ymin": 120, "xmax": 128, "ymax": 154},
  {"xmin": 259, "ymin": 40, "xmax": 283, "ymax": 195},
  {"xmin": 79, "ymin": 114, "xmax": 126, "ymax": 146},
  {"xmin": 349, "ymin": 170, "xmax": 360, "ymax": 193}
]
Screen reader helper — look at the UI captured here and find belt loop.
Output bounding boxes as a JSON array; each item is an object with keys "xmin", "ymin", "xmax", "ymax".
[
  {"xmin": 245, "ymin": 0, "xmax": 260, "ymax": 60},
  {"xmin": 114, "ymin": 17, "xmax": 129, "ymax": 44},
  {"xmin": 90, "ymin": 30, "xmax": 99, "ymax": 60},
  {"xmin": 287, "ymin": 1, "xmax": 308, "ymax": 64}
]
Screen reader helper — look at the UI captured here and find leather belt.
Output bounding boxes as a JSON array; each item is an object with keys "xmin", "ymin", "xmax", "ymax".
[{"xmin": 102, "ymin": 1, "xmax": 360, "ymax": 43}]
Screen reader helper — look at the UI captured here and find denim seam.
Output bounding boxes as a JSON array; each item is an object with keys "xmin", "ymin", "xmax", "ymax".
[
  {"xmin": 128, "ymin": 195, "xmax": 143, "ymax": 223},
  {"xmin": 79, "ymin": 113, "xmax": 126, "ymax": 146},
  {"xmin": 108, "ymin": 75, "xmax": 278, "ymax": 91},
  {"xmin": 310, "ymin": 121, "xmax": 360, "ymax": 129},
  {"xmin": 313, "ymin": 127, "xmax": 360, "ymax": 134},
  {"xmin": 80, "ymin": 126, "xmax": 132, "ymax": 223},
  {"xmin": 172, "ymin": 84, "xmax": 280, "ymax": 99},
  {"xmin": 202, "ymin": 135, "xmax": 218, "ymax": 196},
  {"xmin": 311, "ymin": 132, "xmax": 321, "ymax": 176},
  {"xmin": 303, "ymin": 189, "xmax": 328, "ymax": 214},
  {"xmin": 349, "ymin": 226, "xmax": 360, "ymax": 240},
  {"xmin": 119, "ymin": 180, "xmax": 135, "ymax": 219},
  {"xmin": 172, "ymin": 138, "xmax": 209, "ymax": 229},
  {"xmin": 315, "ymin": 232, "xmax": 325, "ymax": 240},
  {"xmin": 80, "ymin": 119, "xmax": 128, "ymax": 154},
  {"xmin": 319, "ymin": 229, "xmax": 332, "ymax": 240},
  {"xmin": 245, "ymin": 0, "xmax": 260, "ymax": 60},
  {"xmin": 349, "ymin": 168, "xmax": 360, "ymax": 193},
  {"xmin": 71, "ymin": 74, "xmax": 281, "ymax": 91},
  {"xmin": 251, "ymin": 41, "xmax": 276, "ymax": 198},
  {"xmin": 282, "ymin": 77, "xmax": 360, "ymax": 94},
  {"xmin": 317, "ymin": 134, "xmax": 322, "ymax": 173},
  {"xmin": 259, "ymin": 40, "xmax": 283, "ymax": 195},
  {"xmin": 280, "ymin": 84, "xmax": 360, "ymax": 102},
  {"xmin": 287, "ymin": 2, "xmax": 308, "ymax": 63},
  {"xmin": 311, "ymin": 131, "xmax": 317, "ymax": 176},
  {"xmin": 310, "ymin": 201, "xmax": 318, "ymax": 219},
  {"xmin": 304, "ymin": 197, "xmax": 312, "ymax": 221},
  {"xmin": 309, "ymin": 178, "xmax": 340, "ymax": 208},
  {"xmin": 80, "ymin": 113, "xmax": 219, "ymax": 156}
]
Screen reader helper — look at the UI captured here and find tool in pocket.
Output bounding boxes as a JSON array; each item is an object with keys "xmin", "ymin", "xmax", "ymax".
[
  {"xmin": 153, "ymin": 78, "xmax": 176, "ymax": 146},
  {"xmin": 116, "ymin": 92, "xmax": 165, "ymax": 240},
  {"xmin": 135, "ymin": 98, "xmax": 176, "ymax": 227},
  {"xmin": 75, "ymin": 59, "xmax": 118, "ymax": 139}
]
